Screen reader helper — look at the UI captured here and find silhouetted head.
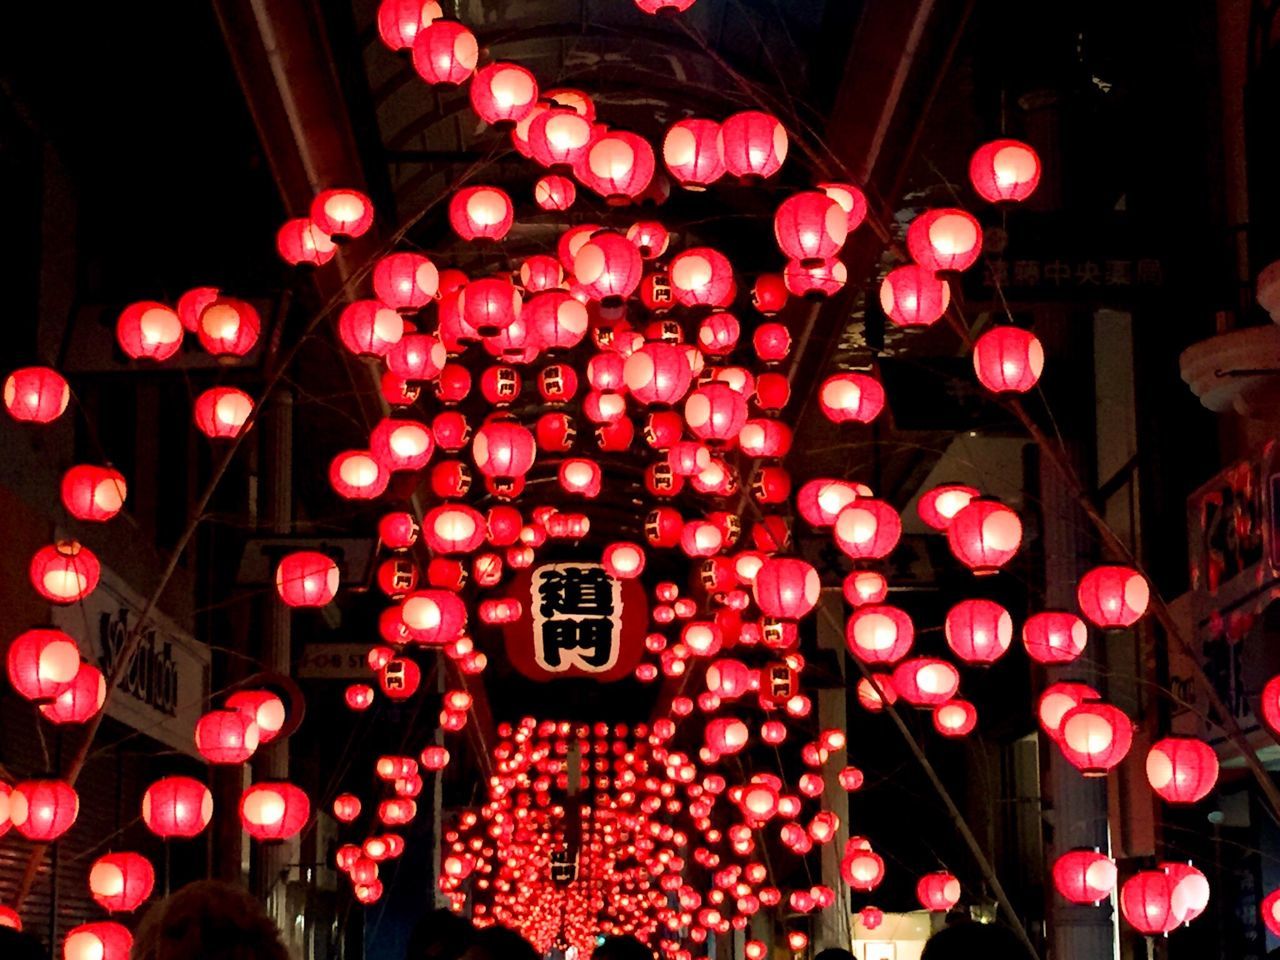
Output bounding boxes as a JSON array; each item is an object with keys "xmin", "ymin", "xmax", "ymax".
[
  {"xmin": 593, "ymin": 935, "xmax": 655, "ymax": 960},
  {"xmin": 406, "ymin": 908, "xmax": 475, "ymax": 960},
  {"xmin": 459, "ymin": 925, "xmax": 540, "ymax": 960},
  {"xmin": 921, "ymin": 922, "xmax": 1029, "ymax": 960},
  {"xmin": 132, "ymin": 879, "xmax": 289, "ymax": 960}
]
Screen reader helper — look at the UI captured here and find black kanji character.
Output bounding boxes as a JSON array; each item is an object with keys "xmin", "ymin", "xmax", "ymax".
[
  {"xmin": 538, "ymin": 566, "xmax": 614, "ymax": 618},
  {"xmin": 540, "ymin": 618, "xmax": 615, "ymax": 670}
]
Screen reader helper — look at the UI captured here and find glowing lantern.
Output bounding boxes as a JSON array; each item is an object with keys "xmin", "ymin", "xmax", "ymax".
[
  {"xmin": 528, "ymin": 108, "xmax": 593, "ymax": 169},
  {"xmin": 916, "ymin": 872, "xmax": 961, "ymax": 912},
  {"xmin": 64, "ymin": 923, "xmax": 132, "ymax": 960},
  {"xmin": 89, "ymin": 852, "xmax": 154, "ymax": 912},
  {"xmin": 1058, "ymin": 701, "xmax": 1133, "ymax": 776},
  {"xmin": 559, "ymin": 459, "xmax": 602, "ymax": 497},
  {"xmin": 1164, "ymin": 861, "xmax": 1210, "ymax": 925},
  {"xmin": 448, "ymin": 187, "xmax": 514, "ymax": 242},
  {"xmin": 458, "ymin": 278, "xmax": 521, "ymax": 337},
  {"xmin": 685, "ymin": 384, "xmax": 747, "ymax": 444},
  {"xmin": 575, "ymin": 231, "xmax": 643, "ymax": 304},
  {"xmin": 9, "ymin": 780, "xmax": 78, "ymax": 840},
  {"xmin": 774, "ymin": 192, "xmax": 847, "ymax": 264},
  {"xmin": 194, "ymin": 387, "xmax": 253, "ymax": 439},
  {"xmin": 1077, "ymin": 565, "xmax": 1149, "ymax": 628},
  {"xmin": 844, "ymin": 570, "xmax": 888, "ymax": 606},
  {"xmin": 719, "ymin": 111, "xmax": 787, "ymax": 181},
  {"xmin": 374, "ymin": 252, "xmax": 439, "ymax": 311},
  {"xmin": 1120, "ymin": 871, "xmax": 1177, "ymax": 935},
  {"xmin": 969, "ymin": 139, "xmax": 1041, "ymax": 203},
  {"xmin": 681, "ymin": 520, "xmax": 724, "ymax": 557},
  {"xmin": 376, "ymin": 0, "xmax": 442, "ymax": 50},
  {"xmin": 345, "ymin": 684, "xmax": 375, "ymax": 711},
  {"xmin": 879, "ymin": 265, "xmax": 950, "ymax": 327},
  {"xmin": 195, "ymin": 709, "xmax": 260, "ymax": 764},
  {"xmin": 817, "ymin": 372, "xmax": 885, "ymax": 424},
  {"xmin": 195, "ymin": 298, "xmax": 259, "ymax": 359},
  {"xmin": 944, "ymin": 599, "xmax": 1013, "ymax": 664},
  {"xmin": 753, "ymin": 322, "xmax": 791, "ymax": 363},
  {"xmin": 388, "ymin": 334, "xmax": 446, "ymax": 384},
  {"xmin": 310, "ymin": 188, "xmax": 374, "ymax": 240},
  {"xmin": 329, "ymin": 450, "xmax": 389, "ymax": 500},
  {"xmin": 411, "ymin": 19, "xmax": 478, "ymax": 86},
  {"xmin": 846, "ymin": 605, "xmax": 913, "ymax": 664},
  {"xmin": 116, "ymin": 301, "xmax": 183, "ymax": 361},
  {"xmin": 841, "ymin": 842, "xmax": 885, "ymax": 892},
  {"xmin": 752, "ymin": 273, "xmax": 788, "ymax": 316},
  {"xmin": 60, "ymin": 465, "xmax": 127, "ymax": 523},
  {"xmin": 421, "ymin": 746, "xmax": 450, "ymax": 770},
  {"xmin": 907, "ymin": 209, "xmax": 983, "ymax": 273},
  {"xmin": 4, "ymin": 367, "xmax": 69, "ymax": 423},
  {"xmin": 796, "ymin": 478, "xmax": 859, "ymax": 527},
  {"xmin": 401, "ymin": 590, "xmax": 467, "ymax": 645},
  {"xmin": 971, "ymin": 326, "xmax": 1045, "ymax": 395},
  {"xmin": 669, "ymin": 248, "xmax": 735, "ymax": 308},
  {"xmin": 892, "ymin": 658, "xmax": 961, "ymax": 707},
  {"xmin": 1037, "ymin": 682, "xmax": 1100, "ymax": 741},
  {"xmin": 276, "ymin": 551, "xmax": 339, "ymax": 607},
  {"xmin": 275, "ymin": 218, "xmax": 337, "ymax": 266},
  {"xmin": 705, "ymin": 718, "xmax": 750, "ymax": 756},
  {"xmin": 785, "ymin": 257, "xmax": 847, "ymax": 299},
  {"xmin": 7, "ymin": 628, "xmax": 80, "ymax": 701},
  {"xmin": 635, "ymin": 0, "xmax": 696, "ymax": 12},
  {"xmin": 39, "ymin": 663, "xmax": 106, "ymax": 724},
  {"xmin": 706, "ymin": 659, "xmax": 751, "ymax": 699},
  {"xmin": 833, "ymin": 499, "xmax": 901, "ymax": 561},
  {"xmin": 738, "ymin": 782, "xmax": 779, "ymax": 824},
  {"xmin": 1145, "ymin": 737, "xmax": 1218, "ymax": 804},
  {"xmin": 142, "ymin": 777, "xmax": 212, "ymax": 838},
  {"xmin": 0, "ymin": 906, "xmax": 19, "ymax": 931},
  {"xmin": 226, "ymin": 690, "xmax": 286, "ymax": 743},
  {"xmin": 31, "ymin": 541, "xmax": 100, "ymax": 603},
  {"xmin": 240, "ymin": 782, "xmax": 310, "ymax": 841},
  {"xmin": 628, "ymin": 221, "xmax": 670, "ymax": 259},
  {"xmin": 1022, "ymin": 611, "xmax": 1088, "ymax": 664},
  {"xmin": 579, "ymin": 131, "xmax": 656, "ymax": 204},
  {"xmin": 818, "ymin": 182, "xmax": 868, "ymax": 232},
  {"xmin": 947, "ymin": 498, "xmax": 1022, "ymax": 574},
  {"xmin": 933, "ymin": 699, "xmax": 978, "ymax": 737},
  {"xmin": 470, "ymin": 62, "xmax": 538, "ymax": 126},
  {"xmin": 332, "ymin": 794, "xmax": 361, "ymax": 822},
  {"xmin": 916, "ymin": 483, "xmax": 978, "ymax": 531},
  {"xmin": 838, "ymin": 766, "xmax": 865, "ymax": 791},
  {"xmin": 369, "ymin": 418, "xmax": 434, "ymax": 474},
  {"xmin": 337, "ymin": 301, "xmax": 402, "ymax": 358},
  {"xmin": 1262, "ymin": 676, "xmax": 1280, "ymax": 735},
  {"xmin": 752, "ymin": 559, "xmax": 819, "ymax": 620},
  {"xmin": 472, "ymin": 419, "xmax": 536, "ymax": 483},
  {"xmin": 625, "ymin": 342, "xmax": 693, "ymax": 405},
  {"xmin": 1052, "ymin": 849, "xmax": 1117, "ymax": 905},
  {"xmin": 534, "ymin": 174, "xmax": 576, "ymax": 212},
  {"xmin": 603, "ymin": 542, "xmax": 646, "ymax": 579},
  {"xmin": 1266, "ymin": 889, "xmax": 1280, "ymax": 936}
]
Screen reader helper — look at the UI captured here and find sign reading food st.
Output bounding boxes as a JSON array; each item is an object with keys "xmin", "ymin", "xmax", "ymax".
[{"xmin": 503, "ymin": 562, "xmax": 646, "ymax": 682}]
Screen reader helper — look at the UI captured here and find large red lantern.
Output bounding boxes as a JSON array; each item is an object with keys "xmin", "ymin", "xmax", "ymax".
[
  {"xmin": 196, "ymin": 298, "xmax": 260, "ymax": 359},
  {"xmin": 276, "ymin": 551, "xmax": 339, "ymax": 607},
  {"xmin": 969, "ymin": 139, "xmax": 1041, "ymax": 204},
  {"xmin": 1037, "ymin": 681, "xmax": 1100, "ymax": 741},
  {"xmin": 534, "ymin": 174, "xmax": 576, "ymax": 211},
  {"xmin": 338, "ymin": 300, "xmax": 403, "ymax": 357},
  {"xmin": 752, "ymin": 559, "xmax": 819, "ymax": 620},
  {"xmin": 685, "ymin": 384, "xmax": 747, "ymax": 444},
  {"xmin": 752, "ymin": 273, "xmax": 789, "ymax": 316},
  {"xmin": 9, "ymin": 780, "xmax": 79, "ymax": 840},
  {"xmin": 376, "ymin": 0, "xmax": 442, "ymax": 50},
  {"xmin": 1077, "ymin": 565, "xmax": 1149, "ymax": 628},
  {"xmin": 374, "ymin": 252, "xmax": 439, "ymax": 310},
  {"xmin": 1164, "ymin": 861, "xmax": 1210, "ymax": 925},
  {"xmin": 142, "ymin": 776, "xmax": 213, "ymax": 838},
  {"xmin": 330, "ymin": 450, "xmax": 390, "ymax": 500},
  {"xmin": 879, "ymin": 265, "xmax": 950, "ymax": 327},
  {"xmin": 240, "ymin": 782, "xmax": 310, "ymax": 841},
  {"xmin": 1052, "ymin": 849, "xmax": 1117, "ymax": 905},
  {"xmin": 1145, "ymin": 737, "xmax": 1218, "ymax": 804},
  {"xmin": 833, "ymin": 499, "xmax": 901, "ymax": 560},
  {"xmin": 892, "ymin": 658, "xmax": 960, "ymax": 706},
  {"xmin": 973, "ymin": 326, "xmax": 1045, "ymax": 393},
  {"xmin": 60, "ymin": 465, "xmax": 127, "ymax": 522},
  {"xmin": 470, "ymin": 62, "xmax": 538, "ymax": 126},
  {"xmin": 578, "ymin": 131, "xmax": 656, "ymax": 204},
  {"xmin": 845, "ymin": 605, "xmax": 913, "ymax": 664},
  {"xmin": 574, "ymin": 231, "xmax": 643, "ymax": 303},
  {"xmin": 195, "ymin": 709, "xmax": 260, "ymax": 764},
  {"xmin": 916, "ymin": 872, "xmax": 961, "ymax": 912},
  {"xmin": 458, "ymin": 278, "xmax": 521, "ymax": 337},
  {"xmin": 4, "ymin": 367, "xmax": 70, "ymax": 423},
  {"xmin": 411, "ymin": 19, "xmax": 478, "ymax": 85},
  {"xmin": 817, "ymin": 372, "xmax": 885, "ymax": 424},
  {"xmin": 7, "ymin": 628, "xmax": 80, "ymax": 701},
  {"xmin": 332, "ymin": 794, "xmax": 361, "ymax": 823},
  {"xmin": 818, "ymin": 182, "xmax": 868, "ymax": 232},
  {"xmin": 753, "ymin": 322, "xmax": 791, "ymax": 363},
  {"xmin": 796, "ymin": 478, "xmax": 860, "ymax": 527},
  {"xmin": 64, "ymin": 923, "xmax": 132, "ymax": 960},
  {"xmin": 526, "ymin": 292, "xmax": 588, "ymax": 353},
  {"xmin": 624, "ymin": 342, "xmax": 693, "ymax": 405},
  {"xmin": 844, "ymin": 570, "xmax": 888, "ymax": 606},
  {"xmin": 947, "ymin": 497, "xmax": 1022, "ymax": 574},
  {"xmin": 933, "ymin": 699, "xmax": 978, "ymax": 737},
  {"xmin": 1022, "ymin": 611, "xmax": 1088, "ymax": 664},
  {"xmin": 116, "ymin": 302, "xmax": 183, "ymax": 361},
  {"xmin": 275, "ymin": 218, "xmax": 337, "ymax": 267},
  {"xmin": 423, "ymin": 503, "xmax": 488, "ymax": 553},
  {"xmin": 194, "ymin": 387, "xmax": 253, "ymax": 439},
  {"xmin": 38, "ymin": 663, "xmax": 106, "ymax": 724},
  {"xmin": 1120, "ymin": 870, "xmax": 1177, "ymax": 935},
  {"xmin": 178, "ymin": 288, "xmax": 220, "ymax": 334},
  {"xmin": 841, "ymin": 840, "xmax": 885, "ymax": 892},
  {"xmin": 944, "ymin": 599, "xmax": 1013, "ymax": 664},
  {"xmin": 774, "ymin": 192, "xmax": 847, "ymax": 264},
  {"xmin": 89, "ymin": 852, "xmax": 155, "ymax": 912},
  {"xmin": 602, "ymin": 542, "xmax": 646, "ymax": 579},
  {"xmin": 226, "ymin": 690, "xmax": 286, "ymax": 743},
  {"xmin": 310, "ymin": 188, "xmax": 374, "ymax": 240},
  {"xmin": 916, "ymin": 482, "xmax": 978, "ymax": 531},
  {"xmin": 31, "ymin": 541, "xmax": 100, "ymax": 603},
  {"xmin": 662, "ymin": 118, "xmax": 724, "ymax": 189},
  {"xmin": 907, "ymin": 208, "xmax": 983, "ymax": 273},
  {"xmin": 387, "ymin": 333, "xmax": 446, "ymax": 383},
  {"xmin": 784, "ymin": 257, "xmax": 847, "ymax": 299},
  {"xmin": 718, "ymin": 111, "xmax": 787, "ymax": 181},
  {"xmin": 448, "ymin": 187, "xmax": 514, "ymax": 242},
  {"xmin": 670, "ymin": 248, "xmax": 735, "ymax": 308},
  {"xmin": 528, "ymin": 108, "xmax": 594, "ymax": 169},
  {"xmin": 1058, "ymin": 701, "xmax": 1133, "ymax": 776},
  {"xmin": 370, "ymin": 418, "xmax": 434, "ymax": 473},
  {"xmin": 472, "ymin": 419, "xmax": 537, "ymax": 481}
]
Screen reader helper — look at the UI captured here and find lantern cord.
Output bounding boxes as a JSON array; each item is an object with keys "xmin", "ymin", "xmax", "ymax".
[{"xmin": 820, "ymin": 604, "xmax": 1042, "ymax": 960}]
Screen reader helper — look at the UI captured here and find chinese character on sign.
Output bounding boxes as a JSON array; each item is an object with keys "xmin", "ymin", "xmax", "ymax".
[{"xmin": 531, "ymin": 564, "xmax": 623, "ymax": 673}]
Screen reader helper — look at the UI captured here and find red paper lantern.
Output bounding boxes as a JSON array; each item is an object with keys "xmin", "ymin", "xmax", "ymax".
[
  {"xmin": 843, "ymin": 570, "xmax": 888, "ymax": 606},
  {"xmin": 338, "ymin": 300, "xmax": 404, "ymax": 357},
  {"xmin": 470, "ymin": 62, "xmax": 538, "ymax": 126},
  {"xmin": 916, "ymin": 872, "xmax": 961, "ymax": 912},
  {"xmin": 458, "ymin": 278, "xmax": 521, "ymax": 337},
  {"xmin": 345, "ymin": 684, "xmax": 375, "ymax": 711},
  {"xmin": 7, "ymin": 628, "xmax": 81, "ymax": 701},
  {"xmin": 528, "ymin": 108, "xmax": 594, "ymax": 169},
  {"xmin": 1146, "ymin": 737, "xmax": 1218, "ymax": 804},
  {"xmin": 698, "ymin": 312, "xmax": 740, "ymax": 356},
  {"xmin": 969, "ymin": 139, "xmax": 1041, "ymax": 203},
  {"xmin": 916, "ymin": 483, "xmax": 978, "ymax": 531},
  {"xmin": 646, "ymin": 507, "xmax": 685, "ymax": 548},
  {"xmin": 240, "ymin": 782, "xmax": 310, "ymax": 841},
  {"xmin": 64, "ymin": 922, "xmax": 132, "ymax": 960},
  {"xmin": 196, "ymin": 298, "xmax": 260, "ymax": 359},
  {"xmin": 602, "ymin": 542, "xmax": 646, "ymax": 580},
  {"xmin": 1037, "ymin": 681, "xmax": 1100, "ymax": 741},
  {"xmin": 578, "ymin": 131, "xmax": 656, "ymax": 203},
  {"xmin": 1262, "ymin": 675, "xmax": 1280, "ymax": 735},
  {"xmin": 774, "ymin": 191, "xmax": 847, "ymax": 265},
  {"xmin": 448, "ymin": 187, "xmax": 514, "ymax": 242},
  {"xmin": 1077, "ymin": 565, "xmax": 1149, "ymax": 628},
  {"xmin": 368, "ymin": 418, "xmax": 433, "ymax": 474},
  {"xmin": 635, "ymin": 0, "xmax": 696, "ymax": 13},
  {"xmin": 387, "ymin": 333, "xmax": 446, "ymax": 383},
  {"xmin": 670, "ymin": 248, "xmax": 735, "ymax": 308},
  {"xmin": 661, "ymin": 118, "xmax": 724, "ymax": 189},
  {"xmin": 575, "ymin": 231, "xmax": 643, "ymax": 304},
  {"xmin": 796, "ymin": 478, "xmax": 860, "ymax": 527},
  {"xmin": 1164, "ymin": 861, "xmax": 1210, "ymax": 925},
  {"xmin": 534, "ymin": 174, "xmax": 576, "ymax": 211},
  {"xmin": 973, "ymin": 326, "xmax": 1045, "ymax": 394},
  {"xmin": 276, "ymin": 551, "xmax": 339, "ymax": 607},
  {"xmin": 89, "ymin": 852, "xmax": 155, "ymax": 912},
  {"xmin": 275, "ymin": 218, "xmax": 337, "ymax": 267},
  {"xmin": 833, "ymin": 499, "xmax": 901, "ymax": 561},
  {"xmin": 841, "ymin": 841, "xmax": 885, "ymax": 892},
  {"xmin": 1022, "ymin": 611, "xmax": 1088, "ymax": 664},
  {"xmin": 194, "ymin": 387, "xmax": 253, "ymax": 439},
  {"xmin": 330, "ymin": 450, "xmax": 390, "ymax": 500},
  {"xmin": 718, "ymin": 111, "xmax": 787, "ymax": 181},
  {"xmin": 1058, "ymin": 701, "xmax": 1133, "ymax": 776},
  {"xmin": 142, "ymin": 776, "xmax": 213, "ymax": 838},
  {"xmin": 624, "ymin": 342, "xmax": 693, "ymax": 405},
  {"xmin": 1052, "ymin": 849, "xmax": 1117, "ymax": 905},
  {"xmin": 61, "ymin": 465, "xmax": 127, "ymax": 522},
  {"xmin": 332, "ymin": 794, "xmax": 361, "ymax": 822},
  {"xmin": 944, "ymin": 599, "xmax": 1013, "ymax": 664},
  {"xmin": 38, "ymin": 662, "xmax": 106, "ymax": 724},
  {"xmin": 10, "ymin": 780, "xmax": 78, "ymax": 840},
  {"xmin": 226, "ymin": 690, "xmax": 286, "ymax": 743},
  {"xmin": 473, "ymin": 419, "xmax": 536, "ymax": 481},
  {"xmin": 424, "ymin": 503, "xmax": 488, "ymax": 554},
  {"xmin": 907, "ymin": 208, "xmax": 983, "ymax": 273},
  {"xmin": 947, "ymin": 497, "xmax": 1022, "ymax": 574},
  {"xmin": 1263, "ymin": 888, "xmax": 1280, "ymax": 936},
  {"xmin": 879, "ymin": 265, "xmax": 950, "ymax": 327},
  {"xmin": 685, "ymin": 383, "xmax": 747, "ymax": 444},
  {"xmin": 933, "ymin": 699, "xmax": 978, "ymax": 737},
  {"xmin": 178, "ymin": 286, "xmax": 219, "ymax": 333},
  {"xmin": 753, "ymin": 322, "xmax": 791, "ymax": 363},
  {"xmin": 374, "ymin": 252, "xmax": 439, "ymax": 311},
  {"xmin": 411, "ymin": 19, "xmax": 478, "ymax": 86},
  {"xmin": 627, "ymin": 221, "xmax": 670, "ymax": 259},
  {"xmin": 376, "ymin": 0, "xmax": 442, "ymax": 51},
  {"xmin": 751, "ymin": 273, "xmax": 788, "ymax": 316},
  {"xmin": 519, "ymin": 255, "xmax": 565, "ymax": 295},
  {"xmin": 195, "ymin": 709, "xmax": 260, "ymax": 764},
  {"xmin": 116, "ymin": 301, "xmax": 183, "ymax": 361},
  {"xmin": 818, "ymin": 182, "xmax": 868, "ymax": 232},
  {"xmin": 559, "ymin": 459, "xmax": 602, "ymax": 498},
  {"xmin": 752, "ymin": 559, "xmax": 819, "ymax": 620},
  {"xmin": 310, "ymin": 188, "xmax": 374, "ymax": 240},
  {"xmin": 817, "ymin": 372, "xmax": 885, "ymax": 424},
  {"xmin": 892, "ymin": 658, "xmax": 960, "ymax": 706},
  {"xmin": 4, "ymin": 366, "xmax": 70, "ymax": 423},
  {"xmin": 380, "ymin": 512, "xmax": 420, "ymax": 552},
  {"xmin": 784, "ymin": 257, "xmax": 847, "ymax": 299},
  {"xmin": 1120, "ymin": 870, "xmax": 1177, "ymax": 935},
  {"xmin": 846, "ymin": 605, "xmax": 913, "ymax": 665},
  {"xmin": 31, "ymin": 541, "xmax": 100, "ymax": 603}
]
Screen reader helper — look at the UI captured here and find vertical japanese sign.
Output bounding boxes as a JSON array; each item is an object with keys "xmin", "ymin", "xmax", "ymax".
[{"xmin": 503, "ymin": 562, "xmax": 647, "ymax": 682}]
